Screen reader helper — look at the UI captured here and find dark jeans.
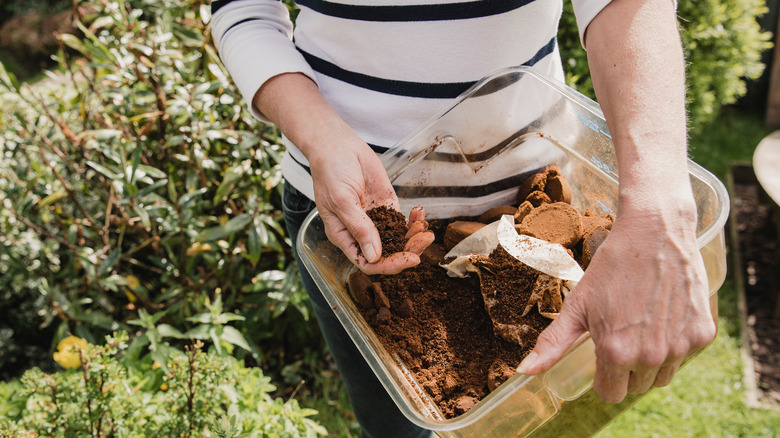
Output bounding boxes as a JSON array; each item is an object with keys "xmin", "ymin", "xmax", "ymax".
[{"xmin": 282, "ymin": 182, "xmax": 433, "ymax": 438}]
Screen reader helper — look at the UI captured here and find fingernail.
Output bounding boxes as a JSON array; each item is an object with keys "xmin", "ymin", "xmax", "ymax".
[
  {"xmin": 363, "ymin": 243, "xmax": 378, "ymax": 263},
  {"xmin": 517, "ymin": 351, "xmax": 538, "ymax": 374}
]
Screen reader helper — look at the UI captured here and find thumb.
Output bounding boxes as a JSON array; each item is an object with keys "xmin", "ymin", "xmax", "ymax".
[
  {"xmin": 517, "ymin": 301, "xmax": 587, "ymax": 375},
  {"xmin": 343, "ymin": 208, "xmax": 382, "ymax": 263},
  {"xmin": 319, "ymin": 201, "xmax": 381, "ymax": 264}
]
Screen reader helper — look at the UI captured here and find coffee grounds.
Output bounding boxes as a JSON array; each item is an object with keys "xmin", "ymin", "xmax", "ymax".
[
  {"xmin": 350, "ymin": 168, "xmax": 611, "ymax": 419},
  {"xmin": 366, "ymin": 206, "xmax": 408, "ymax": 257},
  {"xmin": 475, "ymin": 247, "xmax": 549, "ymax": 329},
  {"xmin": 365, "ymin": 254, "xmax": 533, "ymax": 418},
  {"xmin": 517, "ymin": 202, "xmax": 583, "ymax": 248}
]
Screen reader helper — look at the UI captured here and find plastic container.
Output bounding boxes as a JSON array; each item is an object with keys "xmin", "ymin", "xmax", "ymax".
[{"xmin": 297, "ymin": 66, "xmax": 729, "ymax": 437}]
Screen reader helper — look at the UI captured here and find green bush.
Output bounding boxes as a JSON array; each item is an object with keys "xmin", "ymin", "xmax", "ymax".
[
  {"xmin": 558, "ymin": 0, "xmax": 773, "ymax": 129},
  {"xmin": 0, "ymin": 0, "xmax": 324, "ymax": 381},
  {"xmin": 0, "ymin": 332, "xmax": 327, "ymax": 437}
]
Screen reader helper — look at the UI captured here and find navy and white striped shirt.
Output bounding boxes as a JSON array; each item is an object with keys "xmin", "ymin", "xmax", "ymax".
[{"xmin": 210, "ymin": 0, "xmax": 609, "ymax": 204}]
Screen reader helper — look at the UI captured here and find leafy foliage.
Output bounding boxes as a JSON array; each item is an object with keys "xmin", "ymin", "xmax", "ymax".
[
  {"xmin": 0, "ymin": 0, "xmax": 323, "ymax": 380},
  {"xmin": 0, "ymin": 332, "xmax": 327, "ymax": 437},
  {"xmin": 558, "ymin": 0, "xmax": 773, "ymax": 129}
]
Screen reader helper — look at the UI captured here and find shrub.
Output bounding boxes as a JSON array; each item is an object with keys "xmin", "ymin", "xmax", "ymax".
[
  {"xmin": 558, "ymin": 0, "xmax": 773, "ymax": 129},
  {"xmin": 0, "ymin": 0, "xmax": 324, "ymax": 381},
  {"xmin": 0, "ymin": 332, "xmax": 328, "ymax": 437}
]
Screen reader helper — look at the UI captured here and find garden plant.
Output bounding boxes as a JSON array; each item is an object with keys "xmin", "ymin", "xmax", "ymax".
[{"xmin": 0, "ymin": 0, "xmax": 774, "ymax": 435}]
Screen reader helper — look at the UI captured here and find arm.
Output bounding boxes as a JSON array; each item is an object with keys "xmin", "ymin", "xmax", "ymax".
[
  {"xmin": 253, "ymin": 73, "xmax": 433, "ymax": 274},
  {"xmin": 211, "ymin": 1, "xmax": 433, "ymax": 274},
  {"xmin": 517, "ymin": 0, "xmax": 716, "ymax": 403}
]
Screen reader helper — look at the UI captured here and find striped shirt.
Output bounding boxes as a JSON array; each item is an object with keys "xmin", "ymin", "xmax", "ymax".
[{"xmin": 210, "ymin": 0, "xmax": 610, "ymax": 209}]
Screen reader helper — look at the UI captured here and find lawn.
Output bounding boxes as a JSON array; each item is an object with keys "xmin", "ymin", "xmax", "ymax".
[{"xmin": 301, "ymin": 109, "xmax": 780, "ymax": 437}]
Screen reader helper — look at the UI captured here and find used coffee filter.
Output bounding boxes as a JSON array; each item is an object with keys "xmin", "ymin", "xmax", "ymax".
[{"xmin": 442, "ymin": 215, "xmax": 583, "ymax": 345}]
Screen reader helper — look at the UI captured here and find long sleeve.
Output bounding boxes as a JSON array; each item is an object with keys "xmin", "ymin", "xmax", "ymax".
[{"xmin": 210, "ymin": 0, "xmax": 317, "ymax": 121}]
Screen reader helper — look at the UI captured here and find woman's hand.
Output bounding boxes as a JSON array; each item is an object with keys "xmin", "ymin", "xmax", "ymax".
[
  {"xmin": 254, "ymin": 72, "xmax": 433, "ymax": 275},
  {"xmin": 309, "ymin": 134, "xmax": 434, "ymax": 275},
  {"xmin": 517, "ymin": 199, "xmax": 716, "ymax": 402}
]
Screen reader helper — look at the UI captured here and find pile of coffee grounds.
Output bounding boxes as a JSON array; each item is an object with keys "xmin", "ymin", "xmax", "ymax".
[
  {"xmin": 472, "ymin": 247, "xmax": 553, "ymax": 347},
  {"xmin": 475, "ymin": 247, "xmax": 541, "ymax": 325},
  {"xmin": 366, "ymin": 206, "xmax": 409, "ymax": 257},
  {"xmin": 349, "ymin": 166, "xmax": 614, "ymax": 419},
  {"xmin": 351, "ymin": 253, "xmax": 528, "ymax": 417}
]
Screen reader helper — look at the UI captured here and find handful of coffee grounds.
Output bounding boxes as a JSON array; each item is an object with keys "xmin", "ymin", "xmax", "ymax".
[{"xmin": 366, "ymin": 206, "xmax": 408, "ymax": 257}]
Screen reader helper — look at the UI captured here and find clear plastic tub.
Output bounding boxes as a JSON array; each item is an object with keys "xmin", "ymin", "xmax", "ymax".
[{"xmin": 297, "ymin": 66, "xmax": 729, "ymax": 437}]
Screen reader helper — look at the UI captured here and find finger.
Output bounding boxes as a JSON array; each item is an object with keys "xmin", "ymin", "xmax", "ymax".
[
  {"xmin": 405, "ymin": 220, "xmax": 429, "ymax": 239},
  {"xmin": 335, "ymin": 205, "xmax": 382, "ymax": 264},
  {"xmin": 652, "ymin": 363, "xmax": 679, "ymax": 388},
  {"xmin": 408, "ymin": 206, "xmax": 426, "ymax": 224},
  {"xmin": 358, "ymin": 252, "xmax": 421, "ymax": 275},
  {"xmin": 516, "ymin": 301, "xmax": 587, "ymax": 375},
  {"xmin": 405, "ymin": 231, "xmax": 435, "ymax": 255},
  {"xmin": 319, "ymin": 211, "xmax": 362, "ymax": 262},
  {"xmin": 627, "ymin": 367, "xmax": 658, "ymax": 394},
  {"xmin": 593, "ymin": 360, "xmax": 631, "ymax": 403}
]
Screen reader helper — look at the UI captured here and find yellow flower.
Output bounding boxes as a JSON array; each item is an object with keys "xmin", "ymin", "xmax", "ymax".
[
  {"xmin": 185, "ymin": 242, "xmax": 212, "ymax": 256},
  {"xmin": 151, "ymin": 361, "xmax": 162, "ymax": 370},
  {"xmin": 160, "ymin": 383, "xmax": 169, "ymax": 391},
  {"xmin": 126, "ymin": 275, "xmax": 140, "ymax": 288},
  {"xmin": 53, "ymin": 336, "xmax": 89, "ymax": 369},
  {"xmin": 124, "ymin": 275, "xmax": 140, "ymax": 302}
]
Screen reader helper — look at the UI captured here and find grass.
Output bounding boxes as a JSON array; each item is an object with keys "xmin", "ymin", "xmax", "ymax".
[
  {"xmin": 687, "ymin": 108, "xmax": 776, "ymax": 179},
  {"xmin": 599, "ymin": 285, "xmax": 780, "ymax": 438},
  {"xmin": 304, "ymin": 109, "xmax": 780, "ymax": 437}
]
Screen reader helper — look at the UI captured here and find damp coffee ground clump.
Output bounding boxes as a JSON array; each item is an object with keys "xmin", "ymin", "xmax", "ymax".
[
  {"xmin": 347, "ymin": 166, "xmax": 614, "ymax": 419},
  {"xmin": 366, "ymin": 206, "xmax": 409, "ymax": 257}
]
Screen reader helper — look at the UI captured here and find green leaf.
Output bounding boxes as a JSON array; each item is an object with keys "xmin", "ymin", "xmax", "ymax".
[
  {"xmin": 216, "ymin": 313, "xmax": 245, "ymax": 324},
  {"xmin": 89, "ymin": 15, "xmax": 115, "ymax": 31},
  {"xmin": 209, "ymin": 327, "xmax": 222, "ymax": 355},
  {"xmin": 80, "ymin": 129, "xmax": 123, "ymax": 140},
  {"xmin": 0, "ymin": 60, "xmax": 18, "ymax": 91},
  {"xmin": 246, "ymin": 225, "xmax": 261, "ymax": 265},
  {"xmin": 196, "ymin": 213, "xmax": 253, "ymax": 242},
  {"xmin": 124, "ymin": 183, "xmax": 139, "ymax": 198},
  {"xmin": 98, "ymin": 248, "xmax": 122, "ymax": 277},
  {"xmin": 129, "ymin": 146, "xmax": 143, "ymax": 184},
  {"xmin": 138, "ymin": 179, "xmax": 168, "ymax": 198},
  {"xmin": 221, "ymin": 326, "xmax": 252, "ymax": 352},
  {"xmin": 137, "ymin": 164, "xmax": 167, "ymax": 179},
  {"xmin": 213, "ymin": 160, "xmax": 251, "ymax": 204},
  {"xmin": 199, "ymin": 3, "xmax": 212, "ymax": 24},
  {"xmin": 184, "ymin": 324, "xmax": 210, "ymax": 340},
  {"xmin": 133, "ymin": 204, "xmax": 151, "ymax": 229},
  {"xmin": 38, "ymin": 191, "xmax": 68, "ymax": 208},
  {"xmin": 186, "ymin": 313, "xmax": 212, "ymax": 324},
  {"xmin": 167, "ymin": 178, "xmax": 178, "ymax": 203},
  {"xmin": 178, "ymin": 188, "xmax": 207, "ymax": 208},
  {"xmin": 58, "ymin": 33, "xmax": 89, "ymax": 57},
  {"xmin": 156, "ymin": 324, "xmax": 186, "ymax": 339},
  {"xmin": 87, "ymin": 161, "xmax": 122, "ymax": 180},
  {"xmin": 172, "ymin": 25, "xmax": 204, "ymax": 47},
  {"xmin": 124, "ymin": 332, "xmax": 150, "ymax": 361},
  {"xmin": 150, "ymin": 344, "xmax": 176, "ymax": 372},
  {"xmin": 75, "ymin": 312, "xmax": 116, "ymax": 330}
]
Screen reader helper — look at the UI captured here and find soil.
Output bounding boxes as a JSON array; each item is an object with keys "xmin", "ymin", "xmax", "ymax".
[
  {"xmin": 732, "ymin": 178, "xmax": 780, "ymax": 405},
  {"xmin": 351, "ymin": 166, "xmax": 614, "ymax": 418},
  {"xmin": 366, "ymin": 206, "xmax": 409, "ymax": 257}
]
